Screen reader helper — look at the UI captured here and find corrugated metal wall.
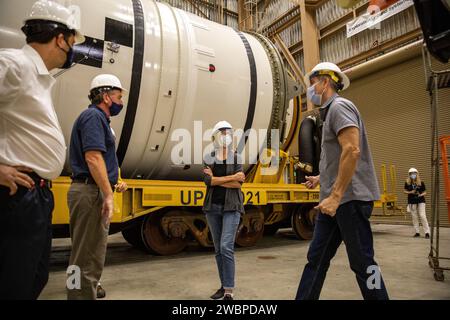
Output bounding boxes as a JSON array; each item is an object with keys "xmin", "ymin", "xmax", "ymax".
[
  {"xmin": 341, "ymin": 55, "xmax": 450, "ymax": 227},
  {"xmin": 158, "ymin": 0, "xmax": 239, "ymax": 29}
]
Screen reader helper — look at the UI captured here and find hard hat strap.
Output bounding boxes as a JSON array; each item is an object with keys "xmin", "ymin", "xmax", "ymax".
[{"xmin": 314, "ymin": 70, "xmax": 341, "ymax": 84}]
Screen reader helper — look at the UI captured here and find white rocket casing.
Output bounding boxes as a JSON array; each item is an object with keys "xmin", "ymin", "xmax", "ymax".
[{"xmin": 0, "ymin": 0, "xmax": 298, "ymax": 180}]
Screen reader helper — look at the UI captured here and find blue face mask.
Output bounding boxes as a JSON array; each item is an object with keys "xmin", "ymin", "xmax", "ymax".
[
  {"xmin": 410, "ymin": 174, "xmax": 417, "ymax": 180},
  {"xmin": 110, "ymin": 102, "xmax": 123, "ymax": 117},
  {"xmin": 107, "ymin": 94, "xmax": 124, "ymax": 117},
  {"xmin": 307, "ymin": 82, "xmax": 324, "ymax": 106},
  {"xmin": 58, "ymin": 38, "xmax": 74, "ymax": 69},
  {"xmin": 62, "ymin": 46, "xmax": 74, "ymax": 69}
]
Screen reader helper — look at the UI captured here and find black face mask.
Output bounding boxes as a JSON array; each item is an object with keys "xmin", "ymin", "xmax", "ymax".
[{"xmin": 58, "ymin": 39, "xmax": 74, "ymax": 69}]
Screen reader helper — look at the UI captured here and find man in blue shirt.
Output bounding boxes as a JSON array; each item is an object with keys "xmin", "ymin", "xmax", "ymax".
[{"xmin": 67, "ymin": 74, "xmax": 127, "ymax": 300}]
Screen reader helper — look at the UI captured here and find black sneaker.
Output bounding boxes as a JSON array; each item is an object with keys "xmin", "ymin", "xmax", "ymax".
[
  {"xmin": 210, "ymin": 288, "xmax": 225, "ymax": 300},
  {"xmin": 413, "ymin": 233, "xmax": 420, "ymax": 238},
  {"xmin": 425, "ymin": 233, "xmax": 430, "ymax": 239},
  {"xmin": 223, "ymin": 294, "xmax": 234, "ymax": 301},
  {"xmin": 97, "ymin": 284, "xmax": 106, "ymax": 299}
]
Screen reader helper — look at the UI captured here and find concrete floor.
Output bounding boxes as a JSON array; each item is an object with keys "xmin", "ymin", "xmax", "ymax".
[{"xmin": 40, "ymin": 224, "xmax": 450, "ymax": 300}]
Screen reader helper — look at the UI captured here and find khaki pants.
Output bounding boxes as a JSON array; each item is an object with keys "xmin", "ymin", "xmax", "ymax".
[{"xmin": 66, "ymin": 183, "xmax": 109, "ymax": 300}]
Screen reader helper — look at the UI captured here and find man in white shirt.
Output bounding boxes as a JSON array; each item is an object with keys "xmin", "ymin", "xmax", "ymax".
[{"xmin": 0, "ymin": 0, "xmax": 84, "ymax": 300}]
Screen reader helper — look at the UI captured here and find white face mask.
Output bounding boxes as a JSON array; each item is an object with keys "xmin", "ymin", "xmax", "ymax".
[
  {"xmin": 215, "ymin": 134, "xmax": 233, "ymax": 148},
  {"xmin": 306, "ymin": 80, "xmax": 326, "ymax": 106}
]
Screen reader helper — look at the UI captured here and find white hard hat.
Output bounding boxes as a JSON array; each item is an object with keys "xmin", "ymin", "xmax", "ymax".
[
  {"xmin": 212, "ymin": 121, "xmax": 233, "ymax": 137},
  {"xmin": 90, "ymin": 74, "xmax": 127, "ymax": 93},
  {"xmin": 24, "ymin": 0, "xmax": 85, "ymax": 44},
  {"xmin": 409, "ymin": 168, "xmax": 418, "ymax": 174},
  {"xmin": 305, "ymin": 62, "xmax": 350, "ymax": 91}
]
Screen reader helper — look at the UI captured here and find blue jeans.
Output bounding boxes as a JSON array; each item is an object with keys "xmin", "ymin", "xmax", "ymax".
[
  {"xmin": 296, "ymin": 200, "xmax": 389, "ymax": 300},
  {"xmin": 206, "ymin": 203, "xmax": 241, "ymax": 290}
]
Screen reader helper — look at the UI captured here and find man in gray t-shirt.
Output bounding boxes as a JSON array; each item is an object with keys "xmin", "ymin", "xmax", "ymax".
[
  {"xmin": 319, "ymin": 95, "xmax": 380, "ymax": 204},
  {"xmin": 296, "ymin": 62, "xmax": 389, "ymax": 300}
]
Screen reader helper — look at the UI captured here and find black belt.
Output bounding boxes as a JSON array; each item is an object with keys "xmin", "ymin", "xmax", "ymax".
[{"xmin": 72, "ymin": 177, "xmax": 115, "ymax": 191}]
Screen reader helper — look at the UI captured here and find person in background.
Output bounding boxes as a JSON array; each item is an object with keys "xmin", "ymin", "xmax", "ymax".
[
  {"xmin": 0, "ymin": 0, "xmax": 84, "ymax": 300},
  {"xmin": 203, "ymin": 121, "xmax": 245, "ymax": 301},
  {"xmin": 404, "ymin": 168, "xmax": 430, "ymax": 238}
]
